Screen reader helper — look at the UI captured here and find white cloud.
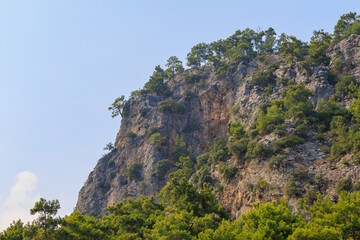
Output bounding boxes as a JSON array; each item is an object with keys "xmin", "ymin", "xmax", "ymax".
[{"xmin": 0, "ymin": 171, "xmax": 40, "ymax": 231}]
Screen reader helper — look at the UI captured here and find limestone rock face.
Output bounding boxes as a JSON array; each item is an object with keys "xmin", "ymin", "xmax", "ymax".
[{"xmin": 76, "ymin": 35, "xmax": 360, "ymax": 217}]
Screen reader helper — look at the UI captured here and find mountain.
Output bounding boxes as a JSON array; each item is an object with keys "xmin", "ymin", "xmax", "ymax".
[{"xmin": 76, "ymin": 25, "xmax": 360, "ymax": 218}]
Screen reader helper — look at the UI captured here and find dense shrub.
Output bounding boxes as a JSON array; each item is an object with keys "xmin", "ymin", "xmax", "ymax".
[
  {"xmin": 125, "ymin": 131, "xmax": 137, "ymax": 138},
  {"xmin": 127, "ymin": 163, "xmax": 143, "ymax": 180},
  {"xmin": 228, "ymin": 121, "xmax": 246, "ymax": 141},
  {"xmin": 284, "ymin": 180, "xmax": 300, "ymax": 198},
  {"xmin": 228, "ymin": 138, "xmax": 250, "ymax": 159},
  {"xmin": 170, "ymin": 135, "xmax": 189, "ymax": 162},
  {"xmin": 278, "ymin": 34, "xmax": 309, "ymax": 61},
  {"xmin": 184, "ymin": 73, "xmax": 207, "ymax": 84},
  {"xmin": 309, "ymin": 30, "xmax": 332, "ymax": 65},
  {"xmin": 268, "ymin": 155, "xmax": 287, "ymax": 170},
  {"xmin": 283, "ymin": 84, "xmax": 314, "ymax": 119},
  {"xmin": 215, "ymin": 61, "xmax": 237, "ymax": 80},
  {"xmin": 335, "ymin": 75, "xmax": 359, "ymax": 97},
  {"xmin": 336, "ymin": 178, "xmax": 352, "ymax": 194},
  {"xmin": 144, "ymin": 65, "xmax": 168, "ymax": 95},
  {"xmin": 291, "ymin": 167, "xmax": 308, "ymax": 181},
  {"xmin": 256, "ymin": 100, "xmax": 285, "ymax": 135},
  {"xmin": 273, "ymin": 134, "xmax": 305, "ymax": 153},
  {"xmin": 195, "ymin": 153, "xmax": 210, "ymax": 170},
  {"xmin": 248, "ymin": 64, "xmax": 278, "ymax": 88},
  {"xmin": 146, "ymin": 126, "xmax": 159, "ymax": 136},
  {"xmin": 219, "ymin": 165, "xmax": 238, "ymax": 182},
  {"xmin": 191, "ymin": 165, "xmax": 213, "ymax": 189},
  {"xmin": 154, "ymin": 159, "xmax": 175, "ymax": 180},
  {"xmin": 245, "ymin": 141, "xmax": 272, "ymax": 160},
  {"xmin": 254, "ymin": 179, "xmax": 270, "ymax": 193},
  {"xmin": 276, "ymin": 77, "xmax": 294, "ymax": 86},
  {"xmin": 149, "ymin": 132, "xmax": 166, "ymax": 147},
  {"xmin": 208, "ymin": 137, "xmax": 230, "ymax": 164},
  {"xmin": 158, "ymin": 98, "xmax": 186, "ymax": 113}
]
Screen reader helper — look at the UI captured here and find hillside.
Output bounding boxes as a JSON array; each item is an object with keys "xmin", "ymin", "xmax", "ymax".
[
  {"xmin": 76, "ymin": 14, "xmax": 360, "ymax": 219},
  {"xmin": 3, "ymin": 12, "xmax": 360, "ymax": 240}
]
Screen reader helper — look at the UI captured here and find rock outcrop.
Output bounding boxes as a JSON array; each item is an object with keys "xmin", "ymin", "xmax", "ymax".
[{"xmin": 76, "ymin": 35, "xmax": 360, "ymax": 218}]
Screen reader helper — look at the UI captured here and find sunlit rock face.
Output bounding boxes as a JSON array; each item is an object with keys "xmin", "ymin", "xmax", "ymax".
[{"xmin": 76, "ymin": 35, "xmax": 360, "ymax": 218}]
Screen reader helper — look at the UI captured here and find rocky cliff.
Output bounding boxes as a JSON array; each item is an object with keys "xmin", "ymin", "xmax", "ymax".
[{"xmin": 76, "ymin": 34, "xmax": 360, "ymax": 218}]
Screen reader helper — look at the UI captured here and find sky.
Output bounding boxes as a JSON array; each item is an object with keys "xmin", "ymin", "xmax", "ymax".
[{"xmin": 0, "ymin": 0, "xmax": 358, "ymax": 230}]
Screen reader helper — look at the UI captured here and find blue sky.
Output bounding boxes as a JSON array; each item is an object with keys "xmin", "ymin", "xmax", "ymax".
[{"xmin": 0, "ymin": 0, "xmax": 358, "ymax": 229}]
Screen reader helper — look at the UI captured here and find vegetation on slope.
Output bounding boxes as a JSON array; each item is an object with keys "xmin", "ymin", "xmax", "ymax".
[{"xmin": 3, "ymin": 12, "xmax": 360, "ymax": 239}]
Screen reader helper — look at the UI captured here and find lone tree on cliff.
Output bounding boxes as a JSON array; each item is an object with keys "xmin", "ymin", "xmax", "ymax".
[{"xmin": 108, "ymin": 95, "xmax": 126, "ymax": 117}]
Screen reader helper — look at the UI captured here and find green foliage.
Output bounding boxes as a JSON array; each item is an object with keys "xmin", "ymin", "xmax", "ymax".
[
  {"xmin": 149, "ymin": 132, "xmax": 166, "ymax": 147},
  {"xmin": 158, "ymin": 177, "xmax": 227, "ymax": 218},
  {"xmin": 184, "ymin": 73, "xmax": 207, "ymax": 84},
  {"xmin": 351, "ymin": 93, "xmax": 360, "ymax": 123},
  {"xmin": 273, "ymin": 134, "xmax": 305, "ymax": 153},
  {"xmin": 4, "ymin": 185, "xmax": 360, "ymax": 239},
  {"xmin": 289, "ymin": 225, "xmax": 341, "ymax": 240},
  {"xmin": 268, "ymin": 155, "xmax": 286, "ymax": 170},
  {"xmin": 165, "ymin": 56, "xmax": 184, "ymax": 78},
  {"xmin": 278, "ymin": 34, "xmax": 309, "ymax": 61},
  {"xmin": 273, "ymin": 124, "xmax": 309, "ymax": 153},
  {"xmin": 309, "ymin": 29, "xmax": 332, "ymax": 65},
  {"xmin": 224, "ymin": 28, "xmax": 260, "ymax": 61},
  {"xmin": 291, "ymin": 167, "xmax": 308, "ymax": 181},
  {"xmin": 256, "ymin": 100, "xmax": 285, "ymax": 135},
  {"xmin": 328, "ymin": 70, "xmax": 339, "ymax": 85},
  {"xmin": 215, "ymin": 61, "xmax": 237, "ymax": 80},
  {"xmin": 125, "ymin": 131, "xmax": 136, "ymax": 138},
  {"xmin": 276, "ymin": 77, "xmax": 294, "ymax": 87},
  {"xmin": 248, "ymin": 64, "xmax": 278, "ymax": 88},
  {"xmin": 298, "ymin": 57, "xmax": 312, "ymax": 75},
  {"xmin": 108, "ymin": 95, "xmax": 126, "ymax": 118},
  {"xmin": 245, "ymin": 141, "xmax": 272, "ymax": 160},
  {"xmin": 170, "ymin": 135, "xmax": 189, "ymax": 162},
  {"xmin": 183, "ymin": 89, "xmax": 195, "ymax": 101},
  {"xmin": 23, "ymin": 198, "xmax": 60, "ymax": 240},
  {"xmin": 208, "ymin": 137, "xmax": 230, "ymax": 164},
  {"xmin": 158, "ymin": 97, "xmax": 186, "ymax": 113},
  {"xmin": 0, "ymin": 220, "xmax": 24, "ymax": 240},
  {"xmin": 143, "ymin": 65, "xmax": 168, "ymax": 95},
  {"xmin": 335, "ymin": 75, "xmax": 359, "ymax": 97},
  {"xmin": 283, "ymin": 84, "xmax": 314, "ymax": 120},
  {"xmin": 146, "ymin": 126, "xmax": 158, "ymax": 136},
  {"xmin": 228, "ymin": 121, "xmax": 245, "ymax": 141},
  {"xmin": 103, "ymin": 142, "xmax": 114, "ymax": 151},
  {"xmin": 302, "ymin": 189, "xmax": 318, "ymax": 206},
  {"xmin": 316, "ymin": 98, "xmax": 351, "ymax": 132},
  {"xmin": 334, "ymin": 12, "xmax": 360, "ymax": 41},
  {"xmin": 127, "ymin": 163, "xmax": 143, "ymax": 180},
  {"xmin": 233, "ymin": 201, "xmax": 301, "ymax": 239},
  {"xmin": 195, "ymin": 152, "xmax": 210, "ymax": 170},
  {"xmin": 298, "ymin": 192, "xmax": 360, "ymax": 239},
  {"xmin": 329, "ymin": 116, "xmax": 356, "ymax": 157},
  {"xmin": 170, "ymin": 156, "xmax": 194, "ymax": 180},
  {"xmin": 191, "ymin": 165, "xmax": 213, "ymax": 189},
  {"xmin": 284, "ymin": 180, "xmax": 300, "ymax": 198},
  {"xmin": 333, "ymin": 57, "xmax": 345, "ymax": 72},
  {"xmin": 254, "ymin": 179, "xmax": 270, "ymax": 193},
  {"xmin": 154, "ymin": 159, "xmax": 175, "ymax": 180},
  {"xmin": 228, "ymin": 138, "xmax": 249, "ymax": 159},
  {"xmin": 218, "ymin": 165, "xmax": 237, "ymax": 182},
  {"xmin": 57, "ymin": 211, "xmax": 109, "ymax": 240},
  {"xmin": 186, "ymin": 43, "xmax": 212, "ymax": 68},
  {"xmin": 105, "ymin": 196, "xmax": 164, "ymax": 238},
  {"xmin": 336, "ymin": 178, "xmax": 352, "ymax": 194}
]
